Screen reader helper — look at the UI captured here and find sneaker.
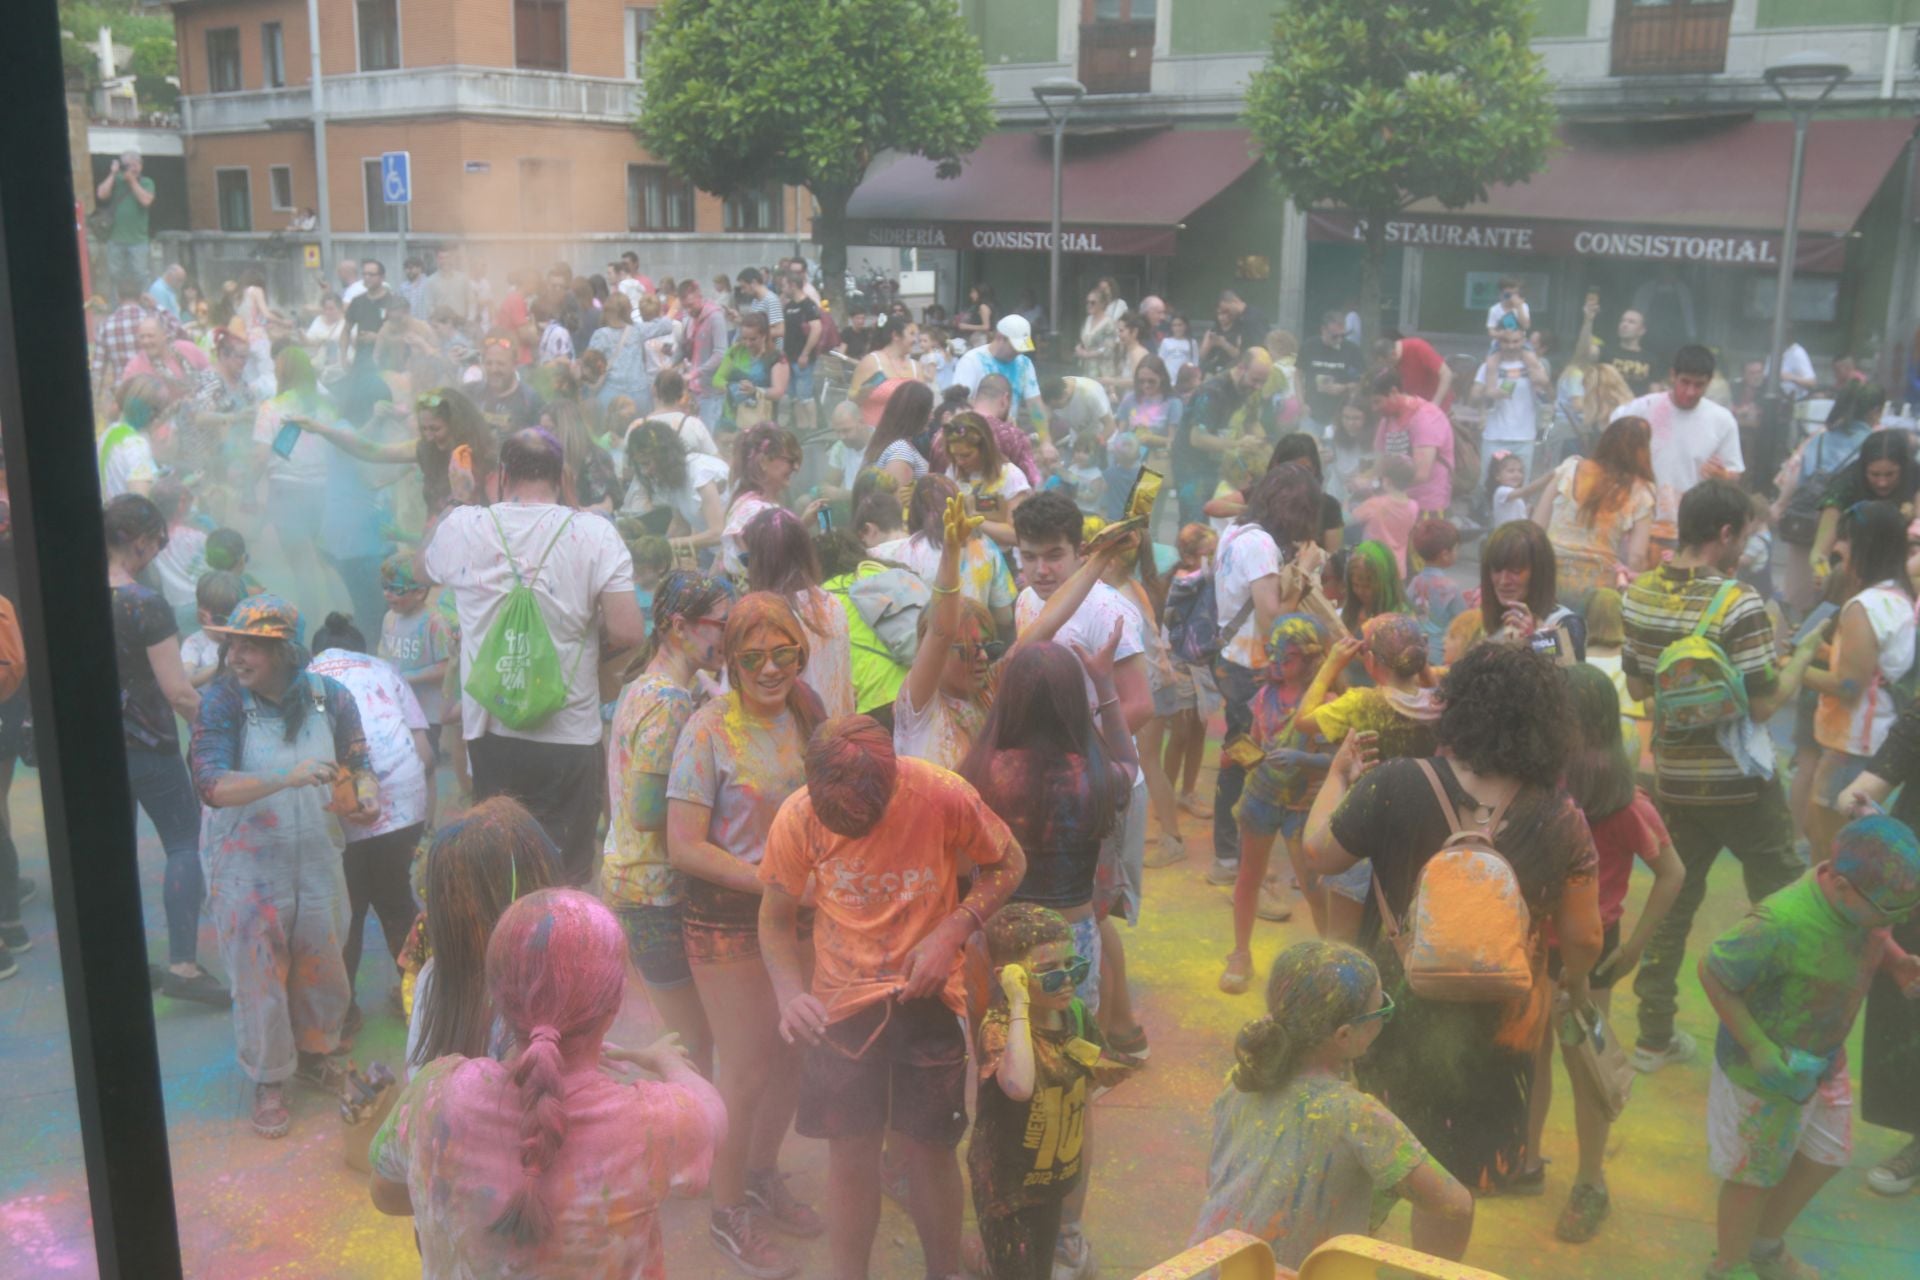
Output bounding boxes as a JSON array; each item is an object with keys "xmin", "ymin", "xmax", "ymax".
[
  {"xmin": 293, "ymin": 1050, "xmax": 351, "ymax": 1096},
  {"xmin": 744, "ymin": 1168, "xmax": 823, "ymax": 1239},
  {"xmin": 0, "ymin": 921, "xmax": 27, "ymax": 953},
  {"xmin": 1143, "ymin": 835, "xmax": 1186, "ymax": 869},
  {"xmin": 251, "ymin": 1083, "xmax": 290, "ymax": 1139},
  {"xmin": 1052, "ymin": 1222, "xmax": 1095, "ymax": 1280},
  {"xmin": 1750, "ymin": 1245, "xmax": 1821, "ymax": 1280},
  {"xmin": 1205, "ymin": 858, "xmax": 1240, "ymax": 886},
  {"xmin": 1106, "ymin": 1023, "xmax": 1150, "ymax": 1062},
  {"xmin": 1633, "ymin": 1030, "xmax": 1698, "ymax": 1074},
  {"xmin": 0, "ymin": 944, "xmax": 15, "ymax": 982},
  {"xmin": 1255, "ymin": 881, "xmax": 1293, "ymax": 922},
  {"xmin": 1867, "ymin": 1137, "xmax": 1920, "ymax": 1195},
  {"xmin": 160, "ymin": 968, "xmax": 232, "ymax": 1008},
  {"xmin": 710, "ymin": 1204, "xmax": 798, "ymax": 1279},
  {"xmin": 1178, "ymin": 792, "xmax": 1213, "ymax": 819},
  {"xmin": 1555, "ymin": 1182, "xmax": 1610, "ymax": 1243}
]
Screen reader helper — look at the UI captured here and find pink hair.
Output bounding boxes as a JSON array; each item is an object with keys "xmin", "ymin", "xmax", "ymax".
[{"xmin": 484, "ymin": 888, "xmax": 626, "ymax": 1246}]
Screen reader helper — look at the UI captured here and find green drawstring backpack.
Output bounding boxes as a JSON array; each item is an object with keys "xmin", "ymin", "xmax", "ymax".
[{"xmin": 464, "ymin": 508, "xmax": 580, "ymax": 730}]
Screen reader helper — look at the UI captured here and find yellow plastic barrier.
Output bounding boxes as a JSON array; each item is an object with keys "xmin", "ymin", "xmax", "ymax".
[{"xmin": 1133, "ymin": 1233, "xmax": 1512, "ymax": 1280}]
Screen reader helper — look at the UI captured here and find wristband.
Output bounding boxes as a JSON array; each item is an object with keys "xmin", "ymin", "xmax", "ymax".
[
  {"xmin": 956, "ymin": 901, "xmax": 988, "ymax": 934},
  {"xmin": 931, "ymin": 583, "xmax": 960, "ymax": 596}
]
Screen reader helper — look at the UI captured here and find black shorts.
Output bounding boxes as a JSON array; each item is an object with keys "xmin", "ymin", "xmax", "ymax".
[
  {"xmin": 796, "ymin": 996, "xmax": 969, "ymax": 1147},
  {"xmin": 1549, "ymin": 919, "xmax": 1623, "ymax": 991}
]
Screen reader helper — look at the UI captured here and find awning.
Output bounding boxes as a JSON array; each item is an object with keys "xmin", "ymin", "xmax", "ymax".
[
  {"xmin": 840, "ymin": 128, "xmax": 1260, "ymax": 257},
  {"xmin": 1308, "ymin": 117, "xmax": 1915, "ymax": 274}
]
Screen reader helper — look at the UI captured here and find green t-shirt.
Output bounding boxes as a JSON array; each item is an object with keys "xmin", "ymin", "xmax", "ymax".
[
  {"xmin": 108, "ymin": 176, "xmax": 155, "ymax": 244},
  {"xmin": 1703, "ymin": 874, "xmax": 1881, "ymax": 1099}
]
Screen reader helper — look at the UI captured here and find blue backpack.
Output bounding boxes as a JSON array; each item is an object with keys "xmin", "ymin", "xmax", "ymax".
[{"xmin": 1165, "ymin": 571, "xmax": 1253, "ymax": 666}]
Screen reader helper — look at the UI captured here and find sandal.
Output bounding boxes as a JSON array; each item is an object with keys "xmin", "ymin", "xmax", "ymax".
[
  {"xmin": 293, "ymin": 1051, "xmax": 351, "ymax": 1096},
  {"xmin": 251, "ymin": 1083, "xmax": 290, "ymax": 1139},
  {"xmin": 1219, "ymin": 952, "xmax": 1253, "ymax": 995}
]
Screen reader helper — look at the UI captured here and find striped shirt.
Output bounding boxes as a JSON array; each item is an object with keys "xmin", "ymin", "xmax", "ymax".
[{"xmin": 1621, "ymin": 564, "xmax": 1779, "ymax": 805}]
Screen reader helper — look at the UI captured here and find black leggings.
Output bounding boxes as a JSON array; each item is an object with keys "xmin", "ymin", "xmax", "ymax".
[
  {"xmin": 979, "ymin": 1200, "xmax": 1064, "ymax": 1280},
  {"xmin": 342, "ymin": 822, "xmax": 423, "ymax": 988}
]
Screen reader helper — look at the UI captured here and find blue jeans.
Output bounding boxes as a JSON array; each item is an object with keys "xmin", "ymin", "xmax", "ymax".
[
  {"xmin": 127, "ymin": 747, "xmax": 205, "ymax": 965},
  {"xmin": 106, "ymin": 241, "xmax": 149, "ymax": 287},
  {"xmin": 1211, "ymin": 658, "xmax": 1260, "ymax": 862}
]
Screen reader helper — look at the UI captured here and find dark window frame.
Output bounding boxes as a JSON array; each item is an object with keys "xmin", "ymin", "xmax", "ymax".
[
  {"xmin": 206, "ymin": 27, "xmax": 243, "ymax": 94},
  {"xmin": 515, "ymin": 0, "xmax": 569, "ymax": 72},
  {"xmin": 723, "ymin": 181, "xmax": 784, "ymax": 234},
  {"xmin": 261, "ymin": 21, "xmax": 286, "ymax": 88},
  {"xmin": 268, "ymin": 164, "xmax": 294, "ymax": 211},
  {"xmin": 214, "ymin": 167, "xmax": 253, "ymax": 231},
  {"xmin": 357, "ymin": 0, "xmax": 402, "ymax": 72},
  {"xmin": 627, "ymin": 163, "xmax": 694, "ymax": 232}
]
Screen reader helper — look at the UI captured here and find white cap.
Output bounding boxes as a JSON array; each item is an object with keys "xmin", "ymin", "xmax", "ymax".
[{"xmin": 996, "ymin": 314, "xmax": 1034, "ymax": 353}]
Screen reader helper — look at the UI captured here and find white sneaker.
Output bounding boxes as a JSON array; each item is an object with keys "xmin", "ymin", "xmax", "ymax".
[
  {"xmin": 1052, "ymin": 1223, "xmax": 1095, "ymax": 1280},
  {"xmin": 1205, "ymin": 858, "xmax": 1240, "ymax": 886},
  {"xmin": 1631, "ymin": 1029, "xmax": 1698, "ymax": 1074},
  {"xmin": 1867, "ymin": 1138, "xmax": 1920, "ymax": 1195}
]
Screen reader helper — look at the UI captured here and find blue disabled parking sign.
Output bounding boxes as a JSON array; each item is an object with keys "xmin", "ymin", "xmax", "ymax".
[{"xmin": 381, "ymin": 151, "xmax": 411, "ymax": 206}]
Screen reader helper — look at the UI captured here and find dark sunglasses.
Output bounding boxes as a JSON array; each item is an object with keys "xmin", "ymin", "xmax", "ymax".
[
  {"xmin": 1841, "ymin": 872, "xmax": 1920, "ymax": 922},
  {"xmin": 737, "ymin": 645, "xmax": 803, "ymax": 673},
  {"xmin": 1031, "ymin": 955, "xmax": 1092, "ymax": 995},
  {"xmin": 950, "ymin": 641, "xmax": 1006, "ymax": 663}
]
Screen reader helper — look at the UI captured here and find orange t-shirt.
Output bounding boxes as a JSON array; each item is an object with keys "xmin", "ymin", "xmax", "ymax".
[{"xmin": 760, "ymin": 758, "xmax": 1017, "ymax": 1022}]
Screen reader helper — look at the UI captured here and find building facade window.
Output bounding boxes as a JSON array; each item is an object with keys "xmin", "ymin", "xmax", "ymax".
[
  {"xmin": 262, "ymin": 22, "xmax": 286, "ymax": 88},
  {"xmin": 627, "ymin": 164, "xmax": 693, "ymax": 232},
  {"xmin": 625, "ymin": 6, "xmax": 656, "ymax": 80},
  {"xmin": 215, "ymin": 168, "xmax": 252, "ymax": 231},
  {"xmin": 1079, "ymin": 0, "xmax": 1153, "ymax": 95},
  {"xmin": 515, "ymin": 0, "xmax": 568, "ymax": 72},
  {"xmin": 358, "ymin": 0, "xmax": 401, "ymax": 72},
  {"xmin": 206, "ymin": 28, "xmax": 243, "ymax": 93},
  {"xmin": 520, "ymin": 158, "xmax": 574, "ymax": 230},
  {"xmin": 362, "ymin": 159, "xmax": 402, "ymax": 232},
  {"xmin": 268, "ymin": 165, "xmax": 294, "ymax": 212},
  {"xmin": 723, "ymin": 181, "xmax": 783, "ymax": 234}
]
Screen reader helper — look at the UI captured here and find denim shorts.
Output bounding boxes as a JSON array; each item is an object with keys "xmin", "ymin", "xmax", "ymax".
[
  {"xmin": 616, "ymin": 901, "xmax": 692, "ymax": 989},
  {"xmin": 1236, "ymin": 792, "xmax": 1306, "ymax": 841},
  {"xmin": 1324, "ymin": 858, "xmax": 1374, "ymax": 903},
  {"xmin": 1069, "ymin": 914, "xmax": 1103, "ymax": 1015},
  {"xmin": 790, "ymin": 362, "xmax": 816, "ymax": 401}
]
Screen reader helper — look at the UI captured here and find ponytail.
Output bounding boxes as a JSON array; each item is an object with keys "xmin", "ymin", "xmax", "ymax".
[
  {"xmin": 490, "ymin": 1023, "xmax": 568, "ymax": 1246},
  {"xmin": 1230, "ymin": 941, "xmax": 1380, "ymax": 1094}
]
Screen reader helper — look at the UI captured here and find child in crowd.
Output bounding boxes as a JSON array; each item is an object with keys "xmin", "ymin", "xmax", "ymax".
[
  {"xmin": 628, "ymin": 535, "xmax": 674, "ymax": 634},
  {"xmin": 1061, "ymin": 434, "xmax": 1106, "ymax": 514},
  {"xmin": 1485, "ymin": 450, "xmax": 1533, "ymax": 526},
  {"xmin": 181, "ymin": 569, "xmax": 246, "ymax": 687},
  {"xmin": 1442, "ymin": 607, "xmax": 1486, "ymax": 664},
  {"xmin": 1299, "ymin": 614, "xmax": 1441, "ymax": 941},
  {"xmin": 971, "ymin": 904, "xmax": 1133, "ymax": 1280},
  {"xmin": 1699, "ymin": 816, "xmax": 1920, "ymax": 1280},
  {"xmin": 1326, "ymin": 399, "xmax": 1374, "ymax": 505},
  {"xmin": 1158, "ymin": 314, "xmax": 1197, "ymax": 386},
  {"xmin": 1350, "ymin": 454, "xmax": 1420, "ymax": 576},
  {"xmin": 1100, "ymin": 433, "xmax": 1141, "ymax": 525},
  {"xmin": 1194, "ymin": 941, "xmax": 1473, "ymax": 1270},
  {"xmin": 1739, "ymin": 493, "xmax": 1775, "ymax": 601},
  {"xmin": 1164, "ymin": 523, "xmax": 1220, "ymax": 822},
  {"xmin": 1220, "ymin": 615, "xmax": 1331, "ymax": 992},
  {"xmin": 377, "ymin": 552, "xmax": 454, "ymax": 748},
  {"xmin": 1487, "ymin": 275, "xmax": 1530, "ymax": 339},
  {"xmin": 203, "ymin": 526, "xmax": 261, "ymax": 594},
  {"xmin": 1340, "ymin": 540, "xmax": 1407, "ymax": 643},
  {"xmin": 148, "ymin": 478, "xmax": 209, "ymax": 632},
  {"xmin": 1404, "ymin": 519, "xmax": 1466, "ymax": 666},
  {"xmin": 1524, "ymin": 664, "xmax": 1685, "ymax": 1243}
]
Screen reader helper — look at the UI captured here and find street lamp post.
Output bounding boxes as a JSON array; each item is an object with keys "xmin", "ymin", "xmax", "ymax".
[
  {"xmin": 1762, "ymin": 52, "xmax": 1848, "ymax": 452},
  {"xmin": 1033, "ymin": 78, "xmax": 1086, "ymax": 345}
]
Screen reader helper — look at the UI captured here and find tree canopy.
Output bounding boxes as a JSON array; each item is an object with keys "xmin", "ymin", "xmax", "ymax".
[
  {"xmin": 634, "ymin": 0, "xmax": 995, "ymax": 303},
  {"xmin": 1244, "ymin": 0, "xmax": 1556, "ymax": 341}
]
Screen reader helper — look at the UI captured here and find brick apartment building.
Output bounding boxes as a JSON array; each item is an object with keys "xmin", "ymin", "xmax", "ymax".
[{"xmin": 162, "ymin": 0, "xmax": 807, "ymax": 293}]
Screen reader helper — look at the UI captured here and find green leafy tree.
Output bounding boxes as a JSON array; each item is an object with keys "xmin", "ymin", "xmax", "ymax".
[
  {"xmin": 1244, "ymin": 0, "xmax": 1556, "ymax": 346},
  {"xmin": 635, "ymin": 0, "xmax": 994, "ymax": 308},
  {"xmin": 131, "ymin": 36, "xmax": 178, "ymax": 112}
]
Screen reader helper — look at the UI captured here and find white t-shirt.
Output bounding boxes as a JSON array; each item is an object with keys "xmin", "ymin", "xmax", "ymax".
[
  {"xmin": 1049, "ymin": 377, "xmax": 1113, "ymax": 443},
  {"xmin": 180, "ymin": 628, "xmax": 221, "ymax": 681},
  {"xmin": 307, "ymin": 648, "xmax": 429, "ymax": 838},
  {"xmin": 636, "ymin": 410, "xmax": 720, "ymax": 460},
  {"xmin": 880, "ymin": 533, "xmax": 1016, "ymax": 614},
  {"xmin": 1613, "ymin": 392, "xmax": 1744, "ymax": 530},
  {"xmin": 1817, "ymin": 581, "xmax": 1918, "ymax": 757},
  {"xmin": 952, "ymin": 346, "xmax": 1042, "ymax": 409},
  {"xmin": 1214, "ymin": 522, "xmax": 1281, "ymax": 670},
  {"xmin": 790, "ymin": 586, "xmax": 856, "ymax": 720},
  {"xmin": 720, "ymin": 491, "xmax": 779, "ymax": 577},
  {"xmin": 1477, "ymin": 356, "xmax": 1542, "ymax": 443},
  {"xmin": 627, "ymin": 450, "xmax": 729, "ymax": 534},
  {"xmin": 100, "ymin": 430, "xmax": 156, "ymax": 500},
  {"xmin": 253, "ymin": 396, "xmax": 333, "ymax": 488},
  {"xmin": 423, "ymin": 502, "xmax": 635, "ymax": 745},
  {"xmin": 1014, "ymin": 578, "xmax": 1146, "ymax": 707},
  {"xmin": 948, "ymin": 463, "xmax": 1032, "ymax": 516},
  {"xmin": 152, "ymin": 526, "xmax": 208, "ymax": 610},
  {"xmin": 1486, "ymin": 300, "xmax": 1530, "ymax": 333},
  {"xmin": 1776, "ymin": 343, "xmax": 1816, "ymax": 401},
  {"xmin": 892, "ymin": 685, "xmax": 982, "ymax": 773}
]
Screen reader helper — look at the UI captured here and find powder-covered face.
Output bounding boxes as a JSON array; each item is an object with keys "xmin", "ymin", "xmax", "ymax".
[
  {"xmin": 939, "ymin": 614, "xmax": 990, "ymax": 699},
  {"xmin": 732, "ymin": 620, "xmax": 803, "ymax": 712},
  {"xmin": 1019, "ymin": 939, "xmax": 1078, "ymax": 1013}
]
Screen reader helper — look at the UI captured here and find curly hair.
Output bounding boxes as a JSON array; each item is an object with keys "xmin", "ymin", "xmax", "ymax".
[{"xmin": 1436, "ymin": 642, "xmax": 1572, "ymax": 788}]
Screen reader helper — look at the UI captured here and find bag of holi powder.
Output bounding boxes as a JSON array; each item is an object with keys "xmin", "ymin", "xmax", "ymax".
[
  {"xmin": 1557, "ymin": 993, "xmax": 1634, "ymax": 1121},
  {"xmin": 464, "ymin": 508, "xmax": 579, "ymax": 730},
  {"xmin": 1372, "ymin": 759, "xmax": 1534, "ymax": 1003}
]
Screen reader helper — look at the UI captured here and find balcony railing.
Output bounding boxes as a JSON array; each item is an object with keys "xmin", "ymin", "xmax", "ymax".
[
  {"xmin": 1079, "ymin": 20, "xmax": 1154, "ymax": 95},
  {"xmin": 1611, "ymin": 0, "xmax": 1731, "ymax": 77},
  {"xmin": 180, "ymin": 67, "xmax": 638, "ymax": 133}
]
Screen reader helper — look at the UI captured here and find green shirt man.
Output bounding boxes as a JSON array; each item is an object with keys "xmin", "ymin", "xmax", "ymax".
[{"xmin": 96, "ymin": 153, "xmax": 155, "ymax": 246}]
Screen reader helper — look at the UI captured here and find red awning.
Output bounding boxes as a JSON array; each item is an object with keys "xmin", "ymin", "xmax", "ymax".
[
  {"xmin": 841, "ymin": 128, "xmax": 1260, "ymax": 257},
  {"xmin": 1308, "ymin": 117, "xmax": 1914, "ymax": 274},
  {"xmin": 1407, "ymin": 117, "xmax": 1913, "ymax": 235}
]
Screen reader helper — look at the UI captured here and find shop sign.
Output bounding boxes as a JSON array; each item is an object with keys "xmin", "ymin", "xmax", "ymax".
[
  {"xmin": 838, "ymin": 220, "xmax": 1178, "ymax": 257},
  {"xmin": 1307, "ymin": 211, "xmax": 1846, "ymax": 273}
]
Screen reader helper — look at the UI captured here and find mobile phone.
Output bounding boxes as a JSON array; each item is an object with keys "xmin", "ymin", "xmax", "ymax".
[
  {"xmin": 271, "ymin": 419, "xmax": 304, "ymax": 459},
  {"xmin": 816, "ymin": 507, "xmax": 834, "ymax": 534}
]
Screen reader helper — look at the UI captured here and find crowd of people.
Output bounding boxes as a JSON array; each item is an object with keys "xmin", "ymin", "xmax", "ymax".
[{"xmin": 35, "ymin": 247, "xmax": 1920, "ymax": 1280}]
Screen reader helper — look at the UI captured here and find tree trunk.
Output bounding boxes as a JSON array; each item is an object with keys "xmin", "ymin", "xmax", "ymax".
[
  {"xmin": 1359, "ymin": 207, "xmax": 1387, "ymax": 353},
  {"xmin": 813, "ymin": 185, "xmax": 851, "ymax": 318}
]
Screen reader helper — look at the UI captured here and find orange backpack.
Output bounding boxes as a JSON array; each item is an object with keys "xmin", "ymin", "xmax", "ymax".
[
  {"xmin": 0, "ymin": 598, "xmax": 24, "ymax": 703},
  {"xmin": 1372, "ymin": 759, "xmax": 1534, "ymax": 1002}
]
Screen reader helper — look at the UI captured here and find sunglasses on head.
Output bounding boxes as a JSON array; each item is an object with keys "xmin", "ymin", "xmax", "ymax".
[
  {"xmin": 415, "ymin": 392, "xmax": 446, "ymax": 410},
  {"xmin": 736, "ymin": 645, "xmax": 803, "ymax": 673},
  {"xmin": 1030, "ymin": 955, "xmax": 1092, "ymax": 994},
  {"xmin": 1841, "ymin": 872, "xmax": 1920, "ymax": 922}
]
